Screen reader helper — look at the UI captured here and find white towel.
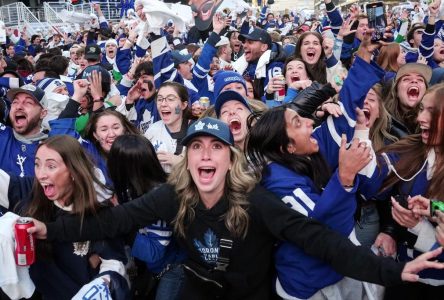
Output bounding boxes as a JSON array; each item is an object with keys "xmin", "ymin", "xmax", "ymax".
[
  {"xmin": 0, "ymin": 212, "xmax": 35, "ymax": 300},
  {"xmin": 232, "ymin": 50, "xmax": 271, "ymax": 79}
]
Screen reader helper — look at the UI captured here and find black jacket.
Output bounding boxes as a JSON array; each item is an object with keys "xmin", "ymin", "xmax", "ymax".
[{"xmin": 46, "ymin": 184, "xmax": 405, "ymax": 300}]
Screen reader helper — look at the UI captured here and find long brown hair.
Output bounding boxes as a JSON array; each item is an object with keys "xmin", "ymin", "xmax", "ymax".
[
  {"xmin": 377, "ymin": 43, "xmax": 402, "ymax": 73},
  {"xmin": 384, "ymin": 77, "xmax": 421, "ymax": 134},
  {"xmin": 423, "ymin": 83, "xmax": 444, "ymax": 198},
  {"xmin": 85, "ymin": 110, "xmax": 140, "ymax": 156},
  {"xmin": 379, "ymin": 84, "xmax": 444, "ymax": 197},
  {"xmin": 26, "ymin": 135, "xmax": 103, "ymax": 223},
  {"xmin": 368, "ymin": 83, "xmax": 398, "ymax": 151},
  {"xmin": 169, "ymin": 145, "xmax": 256, "ymax": 239},
  {"xmin": 294, "ymin": 32, "xmax": 327, "ymax": 83}
]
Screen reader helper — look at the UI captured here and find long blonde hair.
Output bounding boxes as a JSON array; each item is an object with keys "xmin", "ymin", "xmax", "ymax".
[
  {"xmin": 168, "ymin": 145, "xmax": 256, "ymax": 239},
  {"xmin": 369, "ymin": 83, "xmax": 398, "ymax": 151}
]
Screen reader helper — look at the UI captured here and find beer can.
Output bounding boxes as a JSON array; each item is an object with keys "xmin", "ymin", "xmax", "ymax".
[
  {"xmin": 14, "ymin": 218, "xmax": 35, "ymax": 266},
  {"xmin": 275, "ymin": 75, "xmax": 286, "ymax": 102},
  {"xmin": 199, "ymin": 97, "xmax": 210, "ymax": 109}
]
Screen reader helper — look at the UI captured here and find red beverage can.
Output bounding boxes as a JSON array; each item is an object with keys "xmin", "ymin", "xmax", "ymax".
[
  {"xmin": 14, "ymin": 218, "xmax": 35, "ymax": 266},
  {"xmin": 275, "ymin": 74, "xmax": 286, "ymax": 102}
]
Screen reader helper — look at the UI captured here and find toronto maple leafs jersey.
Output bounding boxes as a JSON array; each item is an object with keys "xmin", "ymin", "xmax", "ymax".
[
  {"xmin": 261, "ymin": 56, "xmax": 385, "ymax": 299},
  {"xmin": 151, "ymin": 33, "xmax": 220, "ymax": 105},
  {"xmin": 0, "ymin": 123, "xmax": 46, "ymax": 178}
]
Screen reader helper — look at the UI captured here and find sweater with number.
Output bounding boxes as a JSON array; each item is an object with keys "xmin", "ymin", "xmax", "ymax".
[
  {"xmin": 262, "ymin": 55, "xmax": 385, "ymax": 299},
  {"xmin": 46, "ymin": 183, "xmax": 405, "ymax": 300}
]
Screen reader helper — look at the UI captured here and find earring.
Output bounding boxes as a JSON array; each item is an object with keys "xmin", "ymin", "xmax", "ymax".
[{"xmin": 71, "ymin": 176, "xmax": 74, "ymax": 181}]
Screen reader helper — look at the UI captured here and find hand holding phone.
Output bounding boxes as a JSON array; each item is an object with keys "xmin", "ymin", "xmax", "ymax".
[{"xmin": 366, "ymin": 2, "xmax": 386, "ymax": 42}]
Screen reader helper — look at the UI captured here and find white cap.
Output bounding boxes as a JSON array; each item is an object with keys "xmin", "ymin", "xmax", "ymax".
[{"xmin": 216, "ymin": 36, "xmax": 230, "ymax": 47}]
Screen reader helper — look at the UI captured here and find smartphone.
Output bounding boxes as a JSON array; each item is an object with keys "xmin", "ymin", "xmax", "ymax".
[
  {"xmin": 366, "ymin": 2, "xmax": 386, "ymax": 42},
  {"xmin": 393, "ymin": 194, "xmax": 409, "ymax": 209},
  {"xmin": 430, "ymin": 200, "xmax": 444, "ymax": 216}
]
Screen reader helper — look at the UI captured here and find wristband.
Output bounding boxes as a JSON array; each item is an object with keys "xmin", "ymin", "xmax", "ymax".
[{"xmin": 93, "ymin": 97, "xmax": 105, "ymax": 102}]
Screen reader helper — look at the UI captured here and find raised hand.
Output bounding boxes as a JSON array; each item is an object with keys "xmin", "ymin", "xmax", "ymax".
[
  {"xmin": 338, "ymin": 134, "xmax": 373, "ymax": 187},
  {"xmin": 338, "ymin": 17, "xmax": 357, "ymax": 39},
  {"xmin": 401, "ymin": 247, "xmax": 444, "ymax": 282}
]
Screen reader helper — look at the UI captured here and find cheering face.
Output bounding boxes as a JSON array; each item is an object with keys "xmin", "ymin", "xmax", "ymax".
[
  {"xmin": 35, "ymin": 145, "xmax": 74, "ymax": 206},
  {"xmin": 93, "ymin": 115, "xmax": 125, "ymax": 152},
  {"xmin": 417, "ymin": 93, "xmax": 441, "ymax": 145},
  {"xmin": 243, "ymin": 40, "xmax": 267, "ymax": 62},
  {"xmin": 362, "ymin": 88, "xmax": 380, "ymax": 129},
  {"xmin": 209, "ymin": 57, "xmax": 221, "ymax": 77},
  {"xmin": 219, "ymin": 100, "xmax": 250, "ymax": 146},
  {"xmin": 187, "ymin": 136, "xmax": 231, "ymax": 201},
  {"xmin": 138, "ymin": 75, "xmax": 155, "ymax": 99},
  {"xmin": 433, "ymin": 39, "xmax": 444, "ymax": 63},
  {"xmin": 397, "ymin": 73, "xmax": 426, "ymax": 110},
  {"xmin": 285, "ymin": 60, "xmax": 309, "ymax": 86},
  {"xmin": 285, "ymin": 108, "xmax": 319, "ymax": 155},
  {"xmin": 105, "ymin": 43, "xmax": 117, "ymax": 59},
  {"xmin": 189, "ymin": 0, "xmax": 221, "ymax": 22},
  {"xmin": 9, "ymin": 93, "xmax": 46, "ymax": 137},
  {"xmin": 230, "ymin": 32, "xmax": 242, "ymax": 53},
  {"xmin": 156, "ymin": 86, "xmax": 188, "ymax": 130},
  {"xmin": 300, "ymin": 34, "xmax": 322, "ymax": 65}
]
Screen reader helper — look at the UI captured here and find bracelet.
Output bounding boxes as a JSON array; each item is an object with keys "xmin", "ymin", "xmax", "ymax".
[{"xmin": 93, "ymin": 97, "xmax": 104, "ymax": 102}]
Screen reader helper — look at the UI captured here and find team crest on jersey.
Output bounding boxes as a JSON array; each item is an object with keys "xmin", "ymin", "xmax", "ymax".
[
  {"xmin": 193, "ymin": 229, "xmax": 219, "ymax": 264},
  {"xmin": 73, "ymin": 241, "xmax": 90, "ymax": 256}
]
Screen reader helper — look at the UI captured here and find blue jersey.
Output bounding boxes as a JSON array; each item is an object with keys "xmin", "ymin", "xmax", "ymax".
[
  {"xmin": 152, "ymin": 33, "xmax": 219, "ymax": 104},
  {"xmin": 0, "ymin": 124, "xmax": 46, "ymax": 177},
  {"xmin": 262, "ymin": 56, "xmax": 385, "ymax": 299}
]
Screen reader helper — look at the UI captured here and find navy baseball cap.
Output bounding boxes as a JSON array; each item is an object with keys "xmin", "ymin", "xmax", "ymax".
[
  {"xmin": 171, "ymin": 50, "xmax": 192, "ymax": 66},
  {"xmin": 239, "ymin": 28, "xmax": 272, "ymax": 48},
  {"xmin": 85, "ymin": 44, "xmax": 102, "ymax": 60},
  {"xmin": 214, "ymin": 90, "xmax": 252, "ymax": 118},
  {"xmin": 7, "ymin": 84, "xmax": 46, "ymax": 107},
  {"xmin": 182, "ymin": 117, "xmax": 234, "ymax": 146},
  {"xmin": 82, "ymin": 65, "xmax": 111, "ymax": 83}
]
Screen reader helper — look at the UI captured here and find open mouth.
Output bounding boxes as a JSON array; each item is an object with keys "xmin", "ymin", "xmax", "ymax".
[
  {"xmin": 362, "ymin": 108, "xmax": 371, "ymax": 127},
  {"xmin": 161, "ymin": 111, "xmax": 172, "ymax": 119},
  {"xmin": 198, "ymin": 0, "xmax": 215, "ymax": 21},
  {"xmin": 407, "ymin": 86, "xmax": 420, "ymax": 98},
  {"xmin": 306, "ymin": 51, "xmax": 316, "ymax": 59},
  {"xmin": 42, "ymin": 183, "xmax": 56, "ymax": 197},
  {"xmin": 291, "ymin": 76, "xmax": 300, "ymax": 82},
  {"xmin": 420, "ymin": 126, "xmax": 430, "ymax": 140},
  {"xmin": 14, "ymin": 114, "xmax": 26, "ymax": 126},
  {"xmin": 440, "ymin": 49, "xmax": 444, "ymax": 55},
  {"xmin": 229, "ymin": 119, "xmax": 241, "ymax": 134},
  {"xmin": 198, "ymin": 167, "xmax": 216, "ymax": 180}
]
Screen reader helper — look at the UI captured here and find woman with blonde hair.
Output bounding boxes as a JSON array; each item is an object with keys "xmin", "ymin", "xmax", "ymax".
[{"xmin": 28, "ymin": 118, "xmax": 444, "ymax": 299}]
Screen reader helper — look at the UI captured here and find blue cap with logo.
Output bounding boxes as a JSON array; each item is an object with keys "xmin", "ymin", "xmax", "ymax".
[
  {"xmin": 213, "ymin": 71, "xmax": 247, "ymax": 97},
  {"xmin": 171, "ymin": 50, "xmax": 192, "ymax": 66},
  {"xmin": 182, "ymin": 117, "xmax": 234, "ymax": 146},
  {"xmin": 82, "ymin": 65, "xmax": 112, "ymax": 83},
  {"xmin": 7, "ymin": 84, "xmax": 46, "ymax": 107},
  {"xmin": 214, "ymin": 90, "xmax": 251, "ymax": 118},
  {"xmin": 239, "ymin": 28, "xmax": 272, "ymax": 48}
]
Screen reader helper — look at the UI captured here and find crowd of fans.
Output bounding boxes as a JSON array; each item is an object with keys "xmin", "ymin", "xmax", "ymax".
[{"xmin": 2, "ymin": 0, "xmax": 444, "ymax": 299}]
